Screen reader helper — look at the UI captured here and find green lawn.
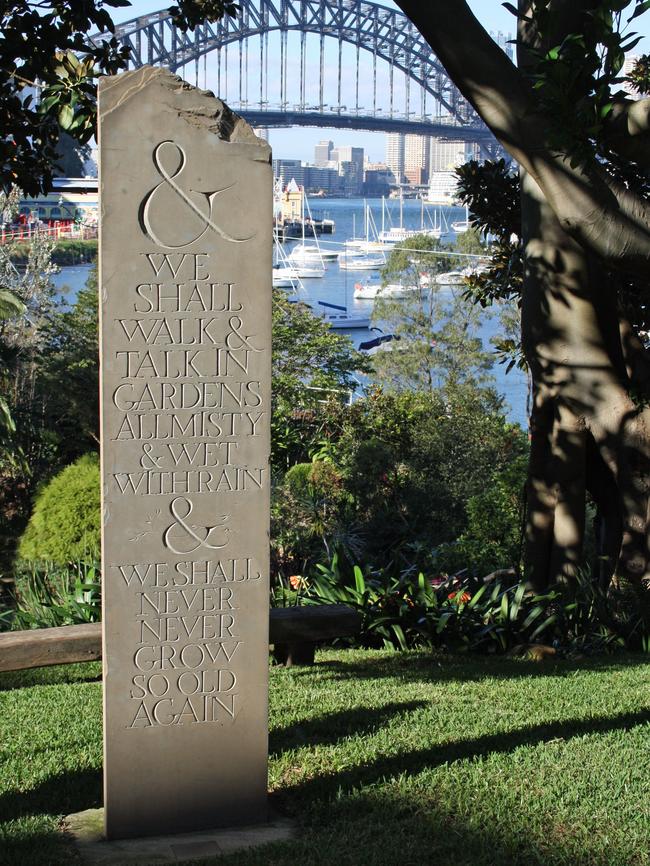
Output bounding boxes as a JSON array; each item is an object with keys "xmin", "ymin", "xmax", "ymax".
[{"xmin": 1, "ymin": 650, "xmax": 650, "ymax": 866}]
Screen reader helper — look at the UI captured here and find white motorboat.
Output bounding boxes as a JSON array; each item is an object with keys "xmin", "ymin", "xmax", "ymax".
[
  {"xmin": 272, "ymin": 265, "xmax": 301, "ymax": 289},
  {"xmin": 451, "ymin": 205, "xmax": 471, "ymax": 234},
  {"xmin": 339, "ymin": 254, "xmax": 385, "ymax": 271},
  {"xmin": 353, "ymin": 282, "xmax": 418, "ymax": 300},
  {"xmin": 435, "ymin": 270, "xmax": 467, "ymax": 285},
  {"xmin": 289, "ymin": 242, "xmax": 339, "ymax": 262},
  {"xmin": 316, "ymin": 300, "xmax": 370, "ymax": 329},
  {"xmin": 293, "ymin": 262, "xmax": 325, "ymax": 278}
]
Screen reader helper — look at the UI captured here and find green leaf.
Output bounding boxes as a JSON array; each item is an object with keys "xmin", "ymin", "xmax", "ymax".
[
  {"xmin": 58, "ymin": 103, "xmax": 74, "ymax": 130},
  {"xmin": 353, "ymin": 565, "xmax": 366, "ymax": 595},
  {"xmin": 530, "ymin": 614, "xmax": 558, "ymax": 640}
]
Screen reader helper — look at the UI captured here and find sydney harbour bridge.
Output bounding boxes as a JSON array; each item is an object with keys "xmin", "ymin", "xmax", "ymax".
[{"xmin": 108, "ymin": 0, "xmax": 503, "ymax": 153}]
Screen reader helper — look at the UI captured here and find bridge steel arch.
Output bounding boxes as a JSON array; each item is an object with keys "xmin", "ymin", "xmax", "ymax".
[{"xmin": 111, "ymin": 0, "xmax": 479, "ymax": 127}]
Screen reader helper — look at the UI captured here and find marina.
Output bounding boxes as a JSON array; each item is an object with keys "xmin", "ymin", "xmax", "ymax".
[{"xmin": 52, "ymin": 196, "xmax": 528, "ymax": 425}]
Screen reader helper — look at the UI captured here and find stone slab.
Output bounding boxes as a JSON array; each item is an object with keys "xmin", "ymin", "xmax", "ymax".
[
  {"xmin": 98, "ymin": 67, "xmax": 272, "ymax": 839},
  {"xmin": 65, "ymin": 808, "xmax": 293, "ymax": 865}
]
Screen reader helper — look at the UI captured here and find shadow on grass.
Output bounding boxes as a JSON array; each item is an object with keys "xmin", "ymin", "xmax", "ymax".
[
  {"xmin": 278, "ymin": 706, "xmax": 650, "ymax": 803},
  {"xmin": 270, "ymin": 700, "xmax": 427, "ymax": 754},
  {"xmin": 0, "ymin": 767, "xmax": 101, "ymax": 824},
  {"xmin": 206, "ymin": 783, "xmax": 644, "ymax": 866},
  {"xmin": 0, "ymin": 662, "xmax": 102, "ymax": 693},
  {"xmin": 292, "ymin": 650, "xmax": 650, "ymax": 685}
]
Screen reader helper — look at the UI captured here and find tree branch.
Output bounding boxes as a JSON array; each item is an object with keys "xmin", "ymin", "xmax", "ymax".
[
  {"xmin": 603, "ymin": 97, "xmax": 650, "ymax": 165},
  {"xmin": 394, "ymin": 0, "xmax": 650, "ymax": 277}
]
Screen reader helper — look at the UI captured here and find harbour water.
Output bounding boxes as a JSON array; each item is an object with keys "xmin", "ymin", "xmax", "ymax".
[{"xmin": 52, "ymin": 197, "xmax": 528, "ymax": 426}]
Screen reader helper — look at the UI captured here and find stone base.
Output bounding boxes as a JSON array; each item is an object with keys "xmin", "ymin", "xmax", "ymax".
[{"xmin": 64, "ymin": 807, "xmax": 294, "ymax": 865}]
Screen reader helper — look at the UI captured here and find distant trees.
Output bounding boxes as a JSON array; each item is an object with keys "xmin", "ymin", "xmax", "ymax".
[{"xmin": 371, "ymin": 234, "xmax": 495, "ymax": 395}]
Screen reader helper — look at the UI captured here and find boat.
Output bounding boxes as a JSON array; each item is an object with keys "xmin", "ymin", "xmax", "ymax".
[
  {"xmin": 272, "ymin": 265, "xmax": 301, "ymax": 289},
  {"xmin": 376, "ymin": 194, "xmax": 443, "ymax": 245},
  {"xmin": 435, "ymin": 271, "xmax": 468, "ymax": 286},
  {"xmin": 451, "ymin": 205, "xmax": 471, "ymax": 234},
  {"xmin": 288, "ymin": 242, "xmax": 339, "ymax": 263},
  {"xmin": 353, "ymin": 282, "xmax": 418, "ymax": 300},
  {"xmin": 316, "ymin": 300, "xmax": 370, "ymax": 329},
  {"xmin": 339, "ymin": 253, "xmax": 385, "ymax": 271},
  {"xmin": 272, "ymin": 209, "xmax": 304, "ymax": 291}
]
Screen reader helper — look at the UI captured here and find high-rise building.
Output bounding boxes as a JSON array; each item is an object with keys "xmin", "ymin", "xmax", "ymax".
[
  {"xmin": 334, "ymin": 146, "xmax": 364, "ymax": 195},
  {"xmin": 404, "ymin": 135, "xmax": 430, "ymax": 184},
  {"xmin": 385, "ymin": 133, "xmax": 405, "ymax": 183},
  {"xmin": 622, "ymin": 55, "xmax": 641, "ymax": 98},
  {"xmin": 491, "ymin": 31, "xmax": 514, "ymax": 61},
  {"xmin": 314, "ymin": 139, "xmax": 334, "ymax": 165},
  {"xmin": 429, "ymin": 138, "xmax": 468, "ymax": 173}
]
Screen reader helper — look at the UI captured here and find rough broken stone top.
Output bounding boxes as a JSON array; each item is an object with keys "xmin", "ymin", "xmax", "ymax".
[{"xmin": 99, "ymin": 66, "xmax": 268, "ymax": 147}]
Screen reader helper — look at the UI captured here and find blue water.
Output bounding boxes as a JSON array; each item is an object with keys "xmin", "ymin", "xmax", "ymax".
[{"xmin": 52, "ymin": 197, "xmax": 529, "ymax": 427}]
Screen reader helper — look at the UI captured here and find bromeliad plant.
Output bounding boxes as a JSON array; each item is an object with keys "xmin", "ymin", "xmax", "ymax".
[
  {"xmin": 303, "ymin": 556, "xmax": 648, "ymax": 654},
  {"xmin": 7, "ymin": 560, "xmax": 101, "ymax": 630}
]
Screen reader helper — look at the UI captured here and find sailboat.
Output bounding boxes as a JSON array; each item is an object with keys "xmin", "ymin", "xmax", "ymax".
[
  {"xmin": 451, "ymin": 205, "xmax": 471, "ymax": 234},
  {"xmin": 317, "ymin": 300, "xmax": 371, "ymax": 329},
  {"xmin": 377, "ymin": 192, "xmax": 442, "ymax": 245},
  {"xmin": 286, "ymin": 190, "xmax": 329, "ymax": 276}
]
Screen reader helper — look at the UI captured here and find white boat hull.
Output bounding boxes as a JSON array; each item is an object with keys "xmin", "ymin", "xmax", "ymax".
[{"xmin": 353, "ymin": 282, "xmax": 417, "ymax": 300}]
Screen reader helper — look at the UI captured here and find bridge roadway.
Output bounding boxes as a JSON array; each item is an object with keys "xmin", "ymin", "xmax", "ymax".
[{"xmin": 238, "ymin": 109, "xmax": 495, "ymax": 143}]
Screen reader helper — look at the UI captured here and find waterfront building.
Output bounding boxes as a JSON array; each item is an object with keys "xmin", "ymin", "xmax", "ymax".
[
  {"xmin": 622, "ymin": 55, "xmax": 641, "ymax": 98},
  {"xmin": 18, "ymin": 177, "xmax": 98, "ymax": 225},
  {"xmin": 429, "ymin": 138, "xmax": 467, "ymax": 173},
  {"xmin": 426, "ymin": 170, "xmax": 459, "ymax": 205}
]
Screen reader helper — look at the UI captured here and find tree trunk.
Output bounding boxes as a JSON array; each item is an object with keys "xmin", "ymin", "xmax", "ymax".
[{"xmin": 521, "ymin": 171, "xmax": 650, "ymax": 612}]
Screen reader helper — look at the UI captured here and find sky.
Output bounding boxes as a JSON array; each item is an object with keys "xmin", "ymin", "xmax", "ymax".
[{"xmin": 112, "ymin": 0, "xmax": 650, "ymax": 163}]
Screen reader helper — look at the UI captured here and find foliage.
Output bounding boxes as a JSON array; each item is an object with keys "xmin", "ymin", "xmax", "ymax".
[
  {"xmin": 371, "ymin": 234, "xmax": 495, "ymax": 394},
  {"xmin": 305, "ymin": 557, "xmax": 648, "ymax": 654},
  {"xmin": 7, "ymin": 559, "xmax": 100, "ymax": 630},
  {"xmin": 17, "ymin": 453, "xmax": 100, "ymax": 564},
  {"xmin": 271, "ymin": 288, "xmax": 369, "ymax": 469},
  {"xmin": 270, "ymin": 387, "xmax": 529, "ymax": 581},
  {"xmin": 511, "ymin": 1, "xmax": 650, "ymax": 165},
  {"xmin": 1, "ymin": 0, "xmax": 238, "ymax": 193},
  {"xmin": 627, "ymin": 52, "xmax": 650, "ymax": 93},
  {"xmin": 436, "ymin": 454, "xmax": 528, "ymax": 578},
  {"xmin": 271, "ymin": 460, "xmax": 358, "ymax": 578},
  {"xmin": 38, "ymin": 270, "xmax": 99, "ymax": 466},
  {"xmin": 9, "ymin": 238, "xmax": 97, "ymax": 266}
]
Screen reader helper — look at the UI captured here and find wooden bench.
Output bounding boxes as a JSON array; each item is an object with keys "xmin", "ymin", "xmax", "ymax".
[{"xmin": 0, "ymin": 605, "xmax": 362, "ymax": 673}]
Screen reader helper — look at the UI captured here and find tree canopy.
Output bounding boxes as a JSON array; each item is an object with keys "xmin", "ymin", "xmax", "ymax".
[{"xmin": 0, "ymin": 0, "xmax": 238, "ymax": 193}]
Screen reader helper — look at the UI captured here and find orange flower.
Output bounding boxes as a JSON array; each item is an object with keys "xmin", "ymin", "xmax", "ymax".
[
  {"xmin": 289, "ymin": 575, "xmax": 305, "ymax": 590},
  {"xmin": 448, "ymin": 591, "xmax": 471, "ymax": 604}
]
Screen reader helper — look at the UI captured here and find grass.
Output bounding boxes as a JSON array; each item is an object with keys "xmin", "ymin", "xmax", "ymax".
[{"xmin": 1, "ymin": 650, "xmax": 650, "ymax": 865}]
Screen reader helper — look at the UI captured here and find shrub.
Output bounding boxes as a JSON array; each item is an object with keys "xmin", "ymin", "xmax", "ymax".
[{"xmin": 17, "ymin": 453, "xmax": 100, "ymax": 564}]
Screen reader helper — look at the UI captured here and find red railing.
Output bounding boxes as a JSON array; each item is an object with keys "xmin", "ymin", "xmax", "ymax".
[{"xmin": 0, "ymin": 223, "xmax": 98, "ymax": 245}]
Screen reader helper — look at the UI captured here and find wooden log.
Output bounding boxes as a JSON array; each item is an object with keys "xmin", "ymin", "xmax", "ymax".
[
  {"xmin": 0, "ymin": 622, "xmax": 102, "ymax": 672},
  {"xmin": 270, "ymin": 605, "xmax": 362, "ymax": 643},
  {"xmin": 0, "ymin": 605, "xmax": 362, "ymax": 673}
]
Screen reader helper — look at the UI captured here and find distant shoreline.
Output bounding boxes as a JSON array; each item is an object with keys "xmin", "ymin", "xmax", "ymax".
[{"xmin": 9, "ymin": 238, "xmax": 97, "ymax": 267}]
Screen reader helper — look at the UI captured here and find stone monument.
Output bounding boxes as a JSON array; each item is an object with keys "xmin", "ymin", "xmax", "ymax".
[{"xmin": 98, "ymin": 68, "xmax": 272, "ymax": 840}]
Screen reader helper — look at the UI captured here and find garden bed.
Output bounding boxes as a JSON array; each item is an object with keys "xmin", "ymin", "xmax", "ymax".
[{"xmin": 1, "ymin": 649, "xmax": 649, "ymax": 865}]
